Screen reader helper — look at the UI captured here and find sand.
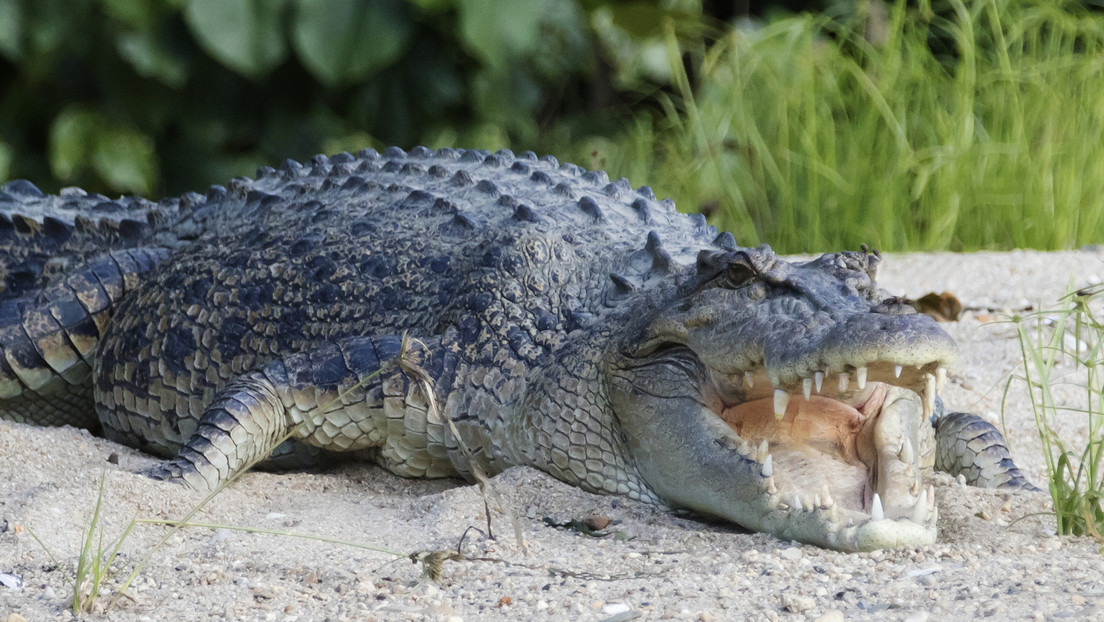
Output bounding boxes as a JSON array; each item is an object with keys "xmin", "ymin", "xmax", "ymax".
[{"xmin": 2, "ymin": 249, "xmax": 1104, "ymax": 621}]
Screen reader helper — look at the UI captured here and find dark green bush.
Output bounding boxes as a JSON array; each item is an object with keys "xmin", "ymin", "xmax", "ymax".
[{"xmin": 0, "ymin": 0, "xmax": 704, "ymax": 195}]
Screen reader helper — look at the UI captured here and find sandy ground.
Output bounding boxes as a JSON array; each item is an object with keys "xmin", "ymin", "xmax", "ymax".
[{"xmin": 2, "ymin": 249, "xmax": 1104, "ymax": 622}]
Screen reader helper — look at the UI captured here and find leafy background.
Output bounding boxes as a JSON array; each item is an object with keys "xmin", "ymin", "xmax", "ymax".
[
  {"xmin": 1, "ymin": 0, "xmax": 1102, "ymax": 252},
  {"xmin": 0, "ymin": 0, "xmax": 710, "ymax": 195}
]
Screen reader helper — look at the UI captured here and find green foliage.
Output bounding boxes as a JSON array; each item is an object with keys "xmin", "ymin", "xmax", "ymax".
[
  {"xmin": 1012, "ymin": 285, "xmax": 1104, "ymax": 546},
  {"xmin": 49, "ymin": 107, "xmax": 159, "ymax": 195},
  {"xmin": 292, "ymin": 0, "xmax": 413, "ymax": 85},
  {"xmin": 183, "ymin": 0, "xmax": 289, "ymax": 78},
  {"xmin": 585, "ymin": 0, "xmax": 1104, "ymax": 252},
  {"xmin": 1, "ymin": 0, "xmax": 1102, "ymax": 251},
  {"xmin": 0, "ymin": 0, "xmax": 687, "ymax": 196}
]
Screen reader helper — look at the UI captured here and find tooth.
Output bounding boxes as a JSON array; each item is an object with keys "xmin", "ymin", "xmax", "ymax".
[
  {"xmin": 906, "ymin": 463, "xmax": 916, "ymax": 479},
  {"xmin": 936, "ymin": 367, "xmax": 947, "ymax": 392},
  {"xmin": 820, "ymin": 484, "xmax": 833, "ymax": 509},
  {"xmin": 899, "ymin": 438, "xmax": 915, "ymax": 464},
  {"xmin": 758, "ymin": 439, "xmax": 769, "ymax": 462},
  {"xmin": 774, "ymin": 390, "xmax": 790, "ymax": 419},
  {"xmin": 923, "ymin": 373, "xmax": 936, "ymax": 418},
  {"xmin": 761, "ymin": 454, "xmax": 773, "ymax": 477},
  {"xmin": 856, "ymin": 366, "xmax": 868, "ymax": 390},
  {"xmin": 814, "ymin": 493, "xmax": 821, "ymax": 508},
  {"xmin": 802, "ymin": 378, "xmax": 812, "ymax": 400},
  {"xmin": 871, "ymin": 493, "xmax": 884, "ymax": 521},
  {"xmin": 767, "ymin": 479, "xmax": 777, "ymax": 495},
  {"xmin": 744, "ymin": 370, "xmax": 754, "ymax": 388},
  {"xmin": 803, "ymin": 496, "xmax": 814, "ymax": 512},
  {"xmin": 911, "ymin": 489, "xmax": 928, "ymax": 524},
  {"xmin": 838, "ymin": 372, "xmax": 849, "ymax": 392},
  {"xmin": 910, "ymin": 480, "xmax": 920, "ymax": 496},
  {"xmin": 814, "ymin": 371, "xmax": 824, "ymax": 392},
  {"xmin": 847, "ymin": 518, "xmax": 854, "ymax": 528},
  {"xmin": 793, "ymin": 494, "xmax": 802, "ymax": 511},
  {"xmin": 894, "ymin": 364, "xmax": 902, "ymax": 378},
  {"xmin": 738, "ymin": 438, "xmax": 752, "ymax": 456}
]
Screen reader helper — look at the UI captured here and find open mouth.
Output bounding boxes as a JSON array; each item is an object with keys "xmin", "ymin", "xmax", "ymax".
[{"xmin": 710, "ymin": 362, "xmax": 945, "ymax": 537}]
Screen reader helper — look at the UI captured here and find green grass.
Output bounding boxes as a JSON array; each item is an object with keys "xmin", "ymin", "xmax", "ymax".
[
  {"xmin": 574, "ymin": 0, "xmax": 1104, "ymax": 253},
  {"xmin": 1012, "ymin": 284, "xmax": 1104, "ymax": 545},
  {"xmin": 27, "ymin": 473, "xmax": 137, "ymax": 615}
]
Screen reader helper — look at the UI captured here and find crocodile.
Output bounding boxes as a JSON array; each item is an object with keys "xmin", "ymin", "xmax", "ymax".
[{"xmin": 0, "ymin": 146, "xmax": 1035, "ymax": 551}]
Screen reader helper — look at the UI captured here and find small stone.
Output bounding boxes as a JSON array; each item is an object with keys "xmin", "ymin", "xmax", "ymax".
[
  {"xmin": 780, "ymin": 547, "xmax": 803, "ymax": 561},
  {"xmin": 781, "ymin": 593, "xmax": 815, "ymax": 613},
  {"xmin": 813, "ymin": 610, "xmax": 845, "ymax": 622},
  {"xmin": 585, "ymin": 515, "xmax": 612, "ymax": 531},
  {"xmin": 602, "ymin": 603, "xmax": 630, "ymax": 615},
  {"xmin": 5, "ymin": 614, "xmax": 28, "ymax": 622}
]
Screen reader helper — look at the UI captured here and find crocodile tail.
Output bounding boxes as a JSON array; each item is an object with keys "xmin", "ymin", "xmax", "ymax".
[{"xmin": 0, "ymin": 248, "xmax": 169, "ymax": 427}]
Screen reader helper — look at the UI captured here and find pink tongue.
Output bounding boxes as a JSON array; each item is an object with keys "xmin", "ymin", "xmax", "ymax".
[
  {"xmin": 718, "ymin": 394, "xmax": 866, "ymax": 456},
  {"xmin": 858, "ymin": 383, "xmax": 888, "ymax": 417}
]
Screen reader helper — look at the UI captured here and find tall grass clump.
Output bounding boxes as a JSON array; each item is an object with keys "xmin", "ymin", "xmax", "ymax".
[
  {"xmin": 589, "ymin": 0, "xmax": 1104, "ymax": 253},
  {"xmin": 1012, "ymin": 285, "xmax": 1104, "ymax": 544}
]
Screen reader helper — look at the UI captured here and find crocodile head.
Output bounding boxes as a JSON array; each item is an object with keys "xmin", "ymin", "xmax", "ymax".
[{"xmin": 608, "ymin": 245, "xmax": 955, "ymax": 551}]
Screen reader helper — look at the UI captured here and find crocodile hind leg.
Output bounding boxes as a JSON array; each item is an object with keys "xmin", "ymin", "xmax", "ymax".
[
  {"xmin": 0, "ymin": 248, "xmax": 168, "ymax": 427},
  {"xmin": 932, "ymin": 407, "xmax": 1041, "ymax": 492},
  {"xmin": 127, "ymin": 335, "xmax": 461, "ymax": 490}
]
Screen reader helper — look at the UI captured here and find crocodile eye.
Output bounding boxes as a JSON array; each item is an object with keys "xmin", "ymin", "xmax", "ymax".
[{"xmin": 726, "ymin": 261, "xmax": 756, "ymax": 287}]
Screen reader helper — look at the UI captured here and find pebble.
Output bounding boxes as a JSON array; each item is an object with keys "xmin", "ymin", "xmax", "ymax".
[
  {"xmin": 602, "ymin": 603, "xmax": 630, "ymax": 615},
  {"xmin": 781, "ymin": 593, "xmax": 815, "ymax": 613},
  {"xmin": 813, "ymin": 611, "xmax": 845, "ymax": 622},
  {"xmin": 780, "ymin": 547, "xmax": 803, "ymax": 561}
]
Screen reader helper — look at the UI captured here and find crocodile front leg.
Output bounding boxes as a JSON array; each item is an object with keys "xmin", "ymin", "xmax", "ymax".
[
  {"xmin": 933, "ymin": 409, "xmax": 1040, "ymax": 491},
  {"xmin": 106, "ymin": 335, "xmax": 460, "ymax": 490}
]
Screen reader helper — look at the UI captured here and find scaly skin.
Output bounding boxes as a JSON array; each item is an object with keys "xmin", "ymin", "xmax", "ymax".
[{"xmin": 0, "ymin": 146, "xmax": 1035, "ymax": 551}]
